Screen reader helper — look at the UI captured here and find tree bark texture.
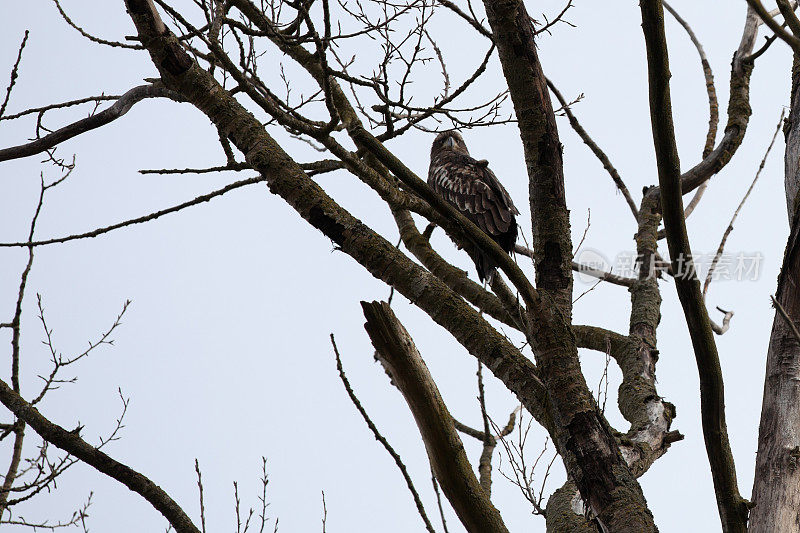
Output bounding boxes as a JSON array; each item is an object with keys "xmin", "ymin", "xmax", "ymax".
[
  {"xmin": 481, "ymin": 0, "xmax": 657, "ymax": 530},
  {"xmin": 362, "ymin": 301, "xmax": 509, "ymax": 533},
  {"xmin": 750, "ymin": 54, "xmax": 800, "ymax": 533},
  {"xmin": 481, "ymin": 0, "xmax": 573, "ymax": 319},
  {"xmin": 125, "ymin": 0, "xmax": 666, "ymax": 529}
]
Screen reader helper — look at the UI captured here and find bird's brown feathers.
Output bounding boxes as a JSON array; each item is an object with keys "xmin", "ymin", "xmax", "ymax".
[{"xmin": 428, "ymin": 131, "xmax": 519, "ymax": 282}]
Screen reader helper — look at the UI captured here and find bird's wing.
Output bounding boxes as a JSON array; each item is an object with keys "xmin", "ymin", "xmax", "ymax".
[{"xmin": 428, "ymin": 152, "xmax": 518, "ymax": 236}]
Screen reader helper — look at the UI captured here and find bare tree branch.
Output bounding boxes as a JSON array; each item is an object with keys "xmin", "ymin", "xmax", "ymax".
[
  {"xmin": 126, "ymin": 0, "xmax": 555, "ymax": 435},
  {"xmin": 0, "ymin": 94, "xmax": 121, "ymax": 122},
  {"xmin": 0, "ymin": 30, "xmax": 29, "ymax": 120},
  {"xmin": 678, "ymin": 7, "xmax": 762, "ymax": 195},
  {"xmin": 516, "ymin": 244, "xmax": 636, "ymax": 288},
  {"xmin": 0, "ymin": 175, "xmax": 267, "ymax": 248},
  {"xmin": 663, "ymin": 1, "xmax": 718, "ymax": 160},
  {"xmin": 361, "ymin": 301, "xmax": 509, "ymax": 533},
  {"xmin": 0, "ymin": 375, "xmax": 200, "ymax": 533},
  {"xmin": 0, "ymin": 84, "xmax": 185, "ymax": 163},
  {"xmin": 639, "ymin": 2, "xmax": 747, "ymax": 531},
  {"xmin": 745, "ymin": 0, "xmax": 800, "ymax": 53},
  {"xmin": 663, "ymin": 1, "xmax": 718, "ymax": 222},
  {"xmin": 52, "ymin": 0, "xmax": 144, "ymax": 49},
  {"xmin": 547, "ymin": 79, "xmax": 639, "ymax": 219},
  {"xmin": 704, "ymin": 109, "xmax": 784, "ymax": 298}
]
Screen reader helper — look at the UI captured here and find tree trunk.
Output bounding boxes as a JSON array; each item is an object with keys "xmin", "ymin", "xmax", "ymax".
[{"xmin": 750, "ymin": 56, "xmax": 800, "ymax": 533}]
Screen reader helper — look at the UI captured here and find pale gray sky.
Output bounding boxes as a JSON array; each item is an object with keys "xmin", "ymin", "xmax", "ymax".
[{"xmin": 0, "ymin": 1, "xmax": 793, "ymax": 531}]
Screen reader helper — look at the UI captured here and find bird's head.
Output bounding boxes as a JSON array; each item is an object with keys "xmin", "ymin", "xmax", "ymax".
[{"xmin": 431, "ymin": 131, "xmax": 470, "ymax": 157}]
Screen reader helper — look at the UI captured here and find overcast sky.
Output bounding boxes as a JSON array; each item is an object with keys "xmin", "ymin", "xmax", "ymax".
[{"xmin": 0, "ymin": 1, "xmax": 795, "ymax": 531}]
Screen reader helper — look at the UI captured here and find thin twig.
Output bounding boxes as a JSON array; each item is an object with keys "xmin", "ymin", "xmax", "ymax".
[
  {"xmin": 704, "ymin": 108, "xmax": 784, "ymax": 302},
  {"xmin": 516, "ymin": 244, "xmax": 635, "ymax": 287},
  {"xmin": 476, "ymin": 362, "xmax": 494, "ymax": 496},
  {"xmin": 0, "ymin": 94, "xmax": 121, "ymax": 122},
  {"xmin": 320, "ymin": 491, "xmax": 327, "ymax": 533},
  {"xmin": 52, "ymin": 0, "xmax": 144, "ymax": 49},
  {"xmin": 573, "ymin": 208, "xmax": 591, "ymax": 255},
  {"xmin": 0, "ymin": 175, "xmax": 267, "ymax": 248},
  {"xmin": 430, "ymin": 469, "xmax": 449, "ymax": 533},
  {"xmin": 772, "ymin": 295, "xmax": 800, "ymax": 343},
  {"xmin": 195, "ymin": 460, "xmax": 207, "ymax": 533},
  {"xmin": 0, "ymin": 31, "xmax": 29, "ymax": 120},
  {"xmin": 547, "ymin": 79, "xmax": 639, "ymax": 219},
  {"xmin": 330, "ymin": 335, "xmax": 436, "ymax": 533}
]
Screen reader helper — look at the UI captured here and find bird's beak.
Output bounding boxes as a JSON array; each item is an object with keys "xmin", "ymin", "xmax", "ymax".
[{"xmin": 444, "ymin": 136, "xmax": 456, "ymax": 149}]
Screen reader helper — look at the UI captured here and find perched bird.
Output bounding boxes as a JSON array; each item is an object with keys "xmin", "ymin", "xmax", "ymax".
[{"xmin": 428, "ymin": 131, "xmax": 519, "ymax": 283}]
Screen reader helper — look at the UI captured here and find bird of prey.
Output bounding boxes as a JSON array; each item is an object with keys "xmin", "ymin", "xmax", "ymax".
[{"xmin": 428, "ymin": 131, "xmax": 519, "ymax": 283}]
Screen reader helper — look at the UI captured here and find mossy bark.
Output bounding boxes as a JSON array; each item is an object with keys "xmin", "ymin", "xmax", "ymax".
[
  {"xmin": 481, "ymin": 0, "xmax": 572, "ymax": 319},
  {"xmin": 481, "ymin": 0, "xmax": 657, "ymax": 529}
]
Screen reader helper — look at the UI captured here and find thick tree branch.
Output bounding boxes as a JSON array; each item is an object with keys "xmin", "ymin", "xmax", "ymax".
[
  {"xmin": 677, "ymin": 7, "xmax": 761, "ymax": 195},
  {"xmin": 639, "ymin": 2, "xmax": 747, "ymax": 531},
  {"xmin": 778, "ymin": 0, "xmax": 800, "ymax": 37},
  {"xmin": 482, "ymin": 0, "xmax": 573, "ymax": 317},
  {"xmin": 481, "ymin": 0, "xmax": 655, "ymax": 530},
  {"xmin": 750, "ymin": 50, "xmax": 800, "ymax": 533},
  {"xmin": 362, "ymin": 301, "xmax": 509, "ymax": 533},
  {"xmin": 229, "ymin": 0, "xmax": 517, "ymax": 277},
  {"xmin": 572, "ymin": 325, "xmax": 630, "ymax": 356},
  {"xmin": 620, "ymin": 194, "xmax": 681, "ymax": 476},
  {"xmin": 392, "ymin": 209, "xmax": 524, "ymax": 330},
  {"xmin": 745, "ymin": 0, "xmax": 800, "ymax": 53}
]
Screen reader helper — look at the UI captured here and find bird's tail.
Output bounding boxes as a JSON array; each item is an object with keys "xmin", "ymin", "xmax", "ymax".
[
  {"xmin": 483, "ymin": 267, "xmax": 497, "ymax": 286},
  {"xmin": 474, "ymin": 248, "xmax": 497, "ymax": 285}
]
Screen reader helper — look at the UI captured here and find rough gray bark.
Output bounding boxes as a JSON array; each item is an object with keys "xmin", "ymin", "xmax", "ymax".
[
  {"xmin": 749, "ymin": 55, "xmax": 800, "ymax": 533},
  {"xmin": 122, "ymin": 0, "xmax": 560, "ymax": 447}
]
